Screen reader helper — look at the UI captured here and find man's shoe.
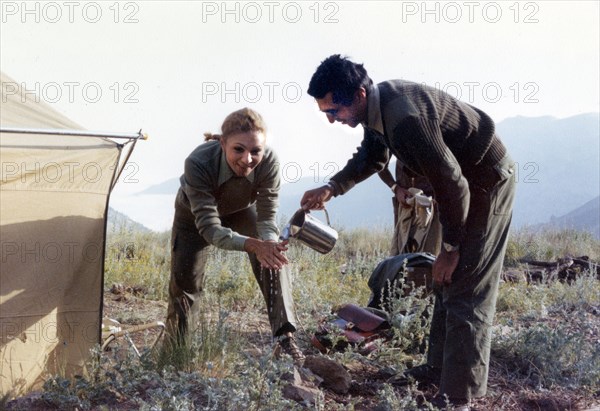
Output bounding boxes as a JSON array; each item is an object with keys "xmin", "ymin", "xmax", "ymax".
[
  {"xmin": 389, "ymin": 364, "xmax": 442, "ymax": 386},
  {"xmin": 275, "ymin": 334, "xmax": 305, "ymax": 365}
]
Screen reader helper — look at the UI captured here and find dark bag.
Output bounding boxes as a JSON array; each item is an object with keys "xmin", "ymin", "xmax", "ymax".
[{"xmin": 367, "ymin": 253, "xmax": 435, "ymax": 311}]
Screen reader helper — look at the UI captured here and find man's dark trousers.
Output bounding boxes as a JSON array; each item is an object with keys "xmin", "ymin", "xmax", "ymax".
[{"xmin": 426, "ymin": 154, "xmax": 516, "ymax": 399}]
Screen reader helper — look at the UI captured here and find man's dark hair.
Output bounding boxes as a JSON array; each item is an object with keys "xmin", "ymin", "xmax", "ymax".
[{"xmin": 307, "ymin": 54, "xmax": 373, "ymax": 106}]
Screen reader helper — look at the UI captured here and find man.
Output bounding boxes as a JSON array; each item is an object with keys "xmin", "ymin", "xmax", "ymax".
[{"xmin": 301, "ymin": 55, "xmax": 515, "ymax": 409}]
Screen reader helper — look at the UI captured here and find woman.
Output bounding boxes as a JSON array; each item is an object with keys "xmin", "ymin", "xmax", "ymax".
[{"xmin": 166, "ymin": 108, "xmax": 303, "ymax": 363}]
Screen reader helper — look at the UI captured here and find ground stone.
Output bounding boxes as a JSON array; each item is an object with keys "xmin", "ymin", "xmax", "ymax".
[
  {"xmin": 304, "ymin": 355, "xmax": 352, "ymax": 394},
  {"xmin": 282, "ymin": 368, "xmax": 322, "ymax": 405}
]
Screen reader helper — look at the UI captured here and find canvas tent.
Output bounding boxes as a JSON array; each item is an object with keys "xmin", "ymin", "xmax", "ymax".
[{"xmin": 0, "ymin": 72, "xmax": 143, "ymax": 397}]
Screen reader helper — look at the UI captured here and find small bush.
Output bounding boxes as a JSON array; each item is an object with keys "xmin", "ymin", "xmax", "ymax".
[
  {"xmin": 493, "ymin": 270, "xmax": 600, "ymax": 393},
  {"xmin": 505, "ymin": 227, "xmax": 600, "ymax": 266}
]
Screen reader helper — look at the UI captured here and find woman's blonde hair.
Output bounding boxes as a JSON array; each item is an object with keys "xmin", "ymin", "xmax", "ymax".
[{"xmin": 204, "ymin": 108, "xmax": 267, "ymax": 141}]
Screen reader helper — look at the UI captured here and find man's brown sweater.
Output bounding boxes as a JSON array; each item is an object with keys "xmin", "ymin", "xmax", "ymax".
[{"xmin": 330, "ymin": 80, "xmax": 507, "ymax": 246}]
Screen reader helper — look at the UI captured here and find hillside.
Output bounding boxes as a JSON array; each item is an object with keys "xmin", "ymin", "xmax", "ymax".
[
  {"xmin": 533, "ymin": 196, "xmax": 600, "ymax": 239},
  {"xmin": 107, "ymin": 207, "xmax": 151, "ymax": 234},
  {"xmin": 497, "ymin": 113, "xmax": 599, "ymax": 227},
  {"xmin": 9, "ymin": 218, "xmax": 600, "ymax": 411}
]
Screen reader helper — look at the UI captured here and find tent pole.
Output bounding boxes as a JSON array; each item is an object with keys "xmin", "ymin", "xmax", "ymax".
[
  {"xmin": 0, "ymin": 127, "xmax": 147, "ymax": 140},
  {"xmin": 111, "ymin": 135, "xmax": 140, "ymax": 191}
]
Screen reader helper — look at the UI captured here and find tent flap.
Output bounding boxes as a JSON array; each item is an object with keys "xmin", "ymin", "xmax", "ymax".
[{"xmin": 0, "ymin": 71, "xmax": 125, "ymax": 397}]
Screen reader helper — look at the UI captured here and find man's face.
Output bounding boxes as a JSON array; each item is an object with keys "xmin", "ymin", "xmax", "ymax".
[{"xmin": 315, "ymin": 88, "xmax": 367, "ymax": 128}]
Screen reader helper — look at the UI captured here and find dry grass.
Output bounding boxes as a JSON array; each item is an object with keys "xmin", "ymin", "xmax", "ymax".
[{"xmin": 3, "ymin": 226, "xmax": 599, "ymax": 410}]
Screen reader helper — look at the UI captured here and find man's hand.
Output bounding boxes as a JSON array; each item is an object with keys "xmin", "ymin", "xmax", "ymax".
[
  {"xmin": 300, "ymin": 185, "xmax": 333, "ymax": 210},
  {"xmin": 432, "ymin": 249, "xmax": 460, "ymax": 285},
  {"xmin": 394, "ymin": 185, "xmax": 413, "ymax": 208}
]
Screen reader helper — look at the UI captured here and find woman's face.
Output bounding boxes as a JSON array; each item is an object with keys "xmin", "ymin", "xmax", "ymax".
[{"xmin": 221, "ymin": 130, "xmax": 266, "ymax": 177}]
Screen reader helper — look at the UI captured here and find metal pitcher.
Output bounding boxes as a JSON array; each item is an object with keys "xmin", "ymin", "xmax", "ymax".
[{"xmin": 280, "ymin": 208, "xmax": 338, "ymax": 254}]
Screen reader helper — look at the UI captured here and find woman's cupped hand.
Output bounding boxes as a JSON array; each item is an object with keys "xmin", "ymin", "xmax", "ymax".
[{"xmin": 244, "ymin": 238, "xmax": 289, "ymax": 270}]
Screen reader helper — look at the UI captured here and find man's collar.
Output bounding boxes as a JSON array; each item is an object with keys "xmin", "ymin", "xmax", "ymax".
[
  {"xmin": 363, "ymin": 83, "xmax": 384, "ymax": 135},
  {"xmin": 218, "ymin": 150, "xmax": 255, "ymax": 185}
]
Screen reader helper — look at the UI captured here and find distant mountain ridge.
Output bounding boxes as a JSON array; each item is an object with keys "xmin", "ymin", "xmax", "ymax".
[
  {"xmin": 107, "ymin": 207, "xmax": 151, "ymax": 233},
  {"xmin": 126, "ymin": 113, "xmax": 599, "ymax": 231},
  {"xmin": 497, "ymin": 113, "xmax": 599, "ymax": 227},
  {"xmin": 533, "ymin": 196, "xmax": 600, "ymax": 239},
  {"xmin": 134, "ymin": 174, "xmax": 394, "ymax": 228},
  {"xmin": 137, "ymin": 178, "xmax": 179, "ymax": 195}
]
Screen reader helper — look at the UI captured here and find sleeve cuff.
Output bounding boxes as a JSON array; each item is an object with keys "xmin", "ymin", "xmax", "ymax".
[
  {"xmin": 327, "ymin": 179, "xmax": 342, "ymax": 197},
  {"xmin": 441, "ymin": 227, "xmax": 464, "ymax": 248},
  {"xmin": 231, "ymin": 234, "xmax": 250, "ymax": 251},
  {"xmin": 257, "ymin": 221, "xmax": 279, "ymax": 242}
]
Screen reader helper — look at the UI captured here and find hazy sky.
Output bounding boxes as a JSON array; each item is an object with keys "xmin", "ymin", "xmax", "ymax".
[{"xmin": 2, "ymin": 0, "xmax": 599, "ymax": 203}]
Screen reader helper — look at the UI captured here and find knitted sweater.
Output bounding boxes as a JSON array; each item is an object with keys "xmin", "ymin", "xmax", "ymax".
[
  {"xmin": 330, "ymin": 80, "xmax": 507, "ymax": 246},
  {"xmin": 178, "ymin": 140, "xmax": 280, "ymax": 251}
]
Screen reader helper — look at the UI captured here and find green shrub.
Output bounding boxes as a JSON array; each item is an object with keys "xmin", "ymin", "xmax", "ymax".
[
  {"xmin": 105, "ymin": 229, "xmax": 171, "ymax": 300},
  {"xmin": 505, "ymin": 228, "xmax": 600, "ymax": 266},
  {"xmin": 493, "ymin": 270, "xmax": 600, "ymax": 392}
]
